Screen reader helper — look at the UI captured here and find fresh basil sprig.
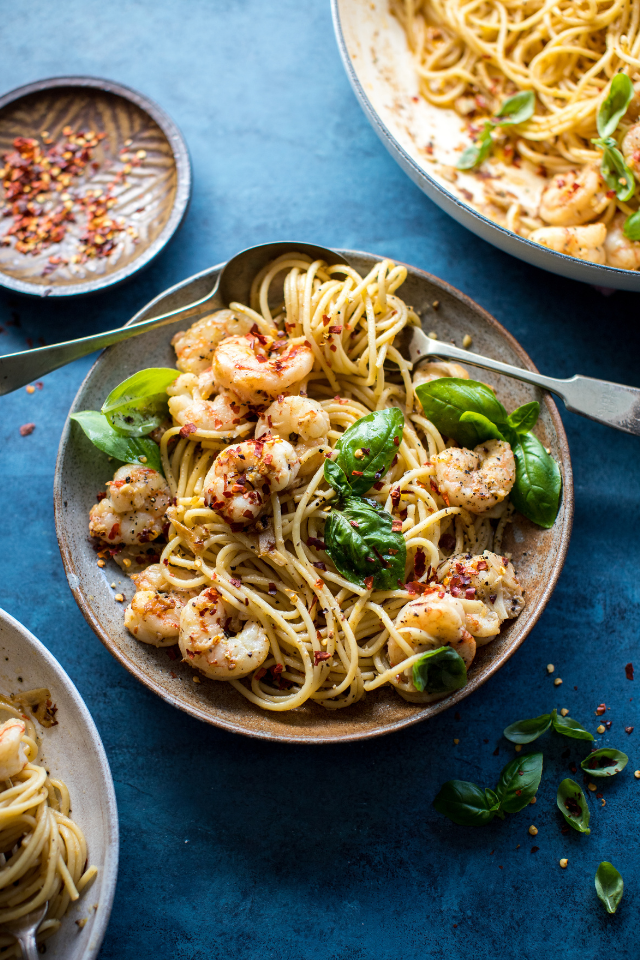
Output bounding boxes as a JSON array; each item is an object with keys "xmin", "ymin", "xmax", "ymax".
[
  {"xmin": 433, "ymin": 752, "xmax": 542, "ymax": 826},
  {"xmin": 504, "ymin": 708, "xmax": 594, "ymax": 744},
  {"xmin": 412, "ymin": 646, "xmax": 467, "ymax": 695},
  {"xmin": 591, "ymin": 76, "xmax": 636, "ymax": 202},
  {"xmin": 623, "ymin": 209, "xmax": 640, "ymax": 241},
  {"xmin": 415, "ymin": 378, "xmax": 561, "ymax": 528},
  {"xmin": 334, "ymin": 408, "xmax": 404, "ymax": 496},
  {"xmin": 70, "ymin": 410, "xmax": 164, "ymax": 474},
  {"xmin": 456, "ymin": 90, "xmax": 535, "ymax": 170},
  {"xmin": 557, "ymin": 778, "xmax": 591, "ymax": 834},
  {"xmin": 580, "ymin": 747, "xmax": 628, "ymax": 778},
  {"xmin": 101, "ymin": 368, "xmax": 178, "ymax": 437},
  {"xmin": 597, "ymin": 74, "xmax": 634, "ymax": 139},
  {"xmin": 595, "ymin": 862, "xmax": 624, "ymax": 914},
  {"xmin": 324, "ymin": 495, "xmax": 406, "ymax": 590}
]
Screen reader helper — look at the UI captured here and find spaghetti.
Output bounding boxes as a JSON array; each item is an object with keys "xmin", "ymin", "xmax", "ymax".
[{"xmin": 0, "ymin": 694, "xmax": 97, "ymax": 954}]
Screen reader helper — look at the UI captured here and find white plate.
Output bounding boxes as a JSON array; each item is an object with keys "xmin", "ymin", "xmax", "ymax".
[
  {"xmin": 0, "ymin": 608, "xmax": 118, "ymax": 960},
  {"xmin": 332, "ymin": 0, "xmax": 640, "ymax": 291}
]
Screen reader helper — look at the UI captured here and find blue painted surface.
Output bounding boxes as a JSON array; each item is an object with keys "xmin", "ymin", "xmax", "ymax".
[{"xmin": 0, "ymin": 2, "xmax": 639, "ymax": 958}]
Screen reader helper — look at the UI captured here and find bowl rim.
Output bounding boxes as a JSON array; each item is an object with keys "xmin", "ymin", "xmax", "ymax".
[
  {"xmin": 331, "ymin": 0, "xmax": 640, "ymax": 287},
  {"xmin": 0, "ymin": 606, "xmax": 119, "ymax": 957},
  {"xmin": 0, "ymin": 74, "xmax": 191, "ymax": 298},
  {"xmin": 54, "ymin": 248, "xmax": 574, "ymax": 743}
]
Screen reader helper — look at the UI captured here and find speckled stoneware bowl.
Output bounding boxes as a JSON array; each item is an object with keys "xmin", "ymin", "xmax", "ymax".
[
  {"xmin": 0, "ymin": 608, "xmax": 118, "ymax": 958},
  {"xmin": 54, "ymin": 250, "xmax": 573, "ymax": 743},
  {"xmin": 0, "ymin": 76, "xmax": 191, "ymax": 296},
  {"xmin": 332, "ymin": 0, "xmax": 640, "ymax": 292}
]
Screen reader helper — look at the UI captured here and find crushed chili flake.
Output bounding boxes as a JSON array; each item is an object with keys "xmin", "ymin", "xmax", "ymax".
[
  {"xmin": 391, "ymin": 518, "xmax": 403, "ymax": 532},
  {"xmin": 625, "ymin": 726, "xmax": 634, "ymax": 734},
  {"xmin": 364, "ymin": 575, "xmax": 374, "ymax": 590},
  {"xmin": 19, "ymin": 422, "xmax": 35, "ymax": 436},
  {"xmin": 179, "ymin": 422, "xmax": 197, "ymax": 437},
  {"xmin": 625, "ymin": 662, "xmax": 634, "ymax": 680},
  {"xmin": 306, "ymin": 536, "xmax": 326, "ymax": 550},
  {"xmin": 414, "ymin": 547, "xmax": 426, "ymax": 579},
  {"xmin": 313, "ymin": 651, "xmax": 331, "ymax": 666},
  {"xmin": 268, "ymin": 582, "xmax": 277, "ymax": 596},
  {"xmin": 165, "ymin": 647, "xmax": 177, "ymax": 661},
  {"xmin": 229, "ymin": 577, "xmax": 242, "ymax": 588},
  {"xmin": 312, "ymin": 561, "xmax": 327, "ymax": 571},
  {"xmin": 595, "ymin": 703, "xmax": 606, "ymax": 715}
]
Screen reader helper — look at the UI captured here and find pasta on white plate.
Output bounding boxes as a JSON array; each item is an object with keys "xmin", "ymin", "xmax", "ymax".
[
  {"xmin": 391, "ymin": 0, "xmax": 640, "ymax": 268},
  {"xmin": 78, "ymin": 252, "xmax": 562, "ymax": 712},
  {"xmin": 0, "ymin": 691, "xmax": 97, "ymax": 954}
]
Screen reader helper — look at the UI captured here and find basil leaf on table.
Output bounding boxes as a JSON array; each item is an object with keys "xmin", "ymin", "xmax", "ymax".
[
  {"xmin": 456, "ymin": 123, "xmax": 494, "ymax": 171},
  {"xmin": 334, "ymin": 408, "xmax": 404, "ymax": 496},
  {"xmin": 597, "ymin": 74, "xmax": 634, "ymax": 139},
  {"xmin": 412, "ymin": 646, "xmax": 467, "ymax": 695},
  {"xmin": 70, "ymin": 411, "xmax": 164, "ymax": 474},
  {"xmin": 580, "ymin": 748, "xmax": 628, "ymax": 777},
  {"xmin": 415, "ymin": 378, "xmax": 508, "ymax": 447},
  {"xmin": 433, "ymin": 780, "xmax": 500, "ymax": 826},
  {"xmin": 495, "ymin": 752, "xmax": 543, "ymax": 813},
  {"xmin": 509, "ymin": 432, "xmax": 562, "ymax": 529},
  {"xmin": 557, "ymin": 778, "xmax": 591, "ymax": 834},
  {"xmin": 551, "ymin": 708, "xmax": 594, "ymax": 741},
  {"xmin": 504, "ymin": 713, "xmax": 552, "ymax": 744},
  {"xmin": 101, "ymin": 367, "xmax": 178, "ymax": 437},
  {"xmin": 323, "ymin": 458, "xmax": 352, "ymax": 498},
  {"xmin": 324, "ymin": 496, "xmax": 406, "ymax": 590},
  {"xmin": 495, "ymin": 90, "xmax": 535, "ymax": 127},
  {"xmin": 595, "ymin": 862, "xmax": 624, "ymax": 914},
  {"xmin": 597, "ymin": 139, "xmax": 635, "ymax": 202},
  {"xmin": 623, "ymin": 209, "xmax": 640, "ymax": 241},
  {"xmin": 506, "ymin": 400, "xmax": 540, "ymax": 435}
]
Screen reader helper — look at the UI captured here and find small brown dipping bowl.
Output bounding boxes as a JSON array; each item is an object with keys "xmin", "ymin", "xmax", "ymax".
[{"xmin": 0, "ymin": 76, "xmax": 191, "ymax": 296}]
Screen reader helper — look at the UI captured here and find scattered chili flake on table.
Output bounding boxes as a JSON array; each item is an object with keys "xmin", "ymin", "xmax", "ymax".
[
  {"xmin": 625, "ymin": 726, "xmax": 634, "ymax": 734},
  {"xmin": 19, "ymin": 422, "xmax": 35, "ymax": 436},
  {"xmin": 625, "ymin": 662, "xmax": 634, "ymax": 681}
]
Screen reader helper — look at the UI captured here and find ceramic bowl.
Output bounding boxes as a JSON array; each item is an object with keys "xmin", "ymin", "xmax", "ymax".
[
  {"xmin": 0, "ymin": 607, "xmax": 118, "ymax": 958},
  {"xmin": 332, "ymin": 0, "xmax": 640, "ymax": 292},
  {"xmin": 0, "ymin": 76, "xmax": 191, "ymax": 296},
  {"xmin": 54, "ymin": 249, "xmax": 573, "ymax": 743}
]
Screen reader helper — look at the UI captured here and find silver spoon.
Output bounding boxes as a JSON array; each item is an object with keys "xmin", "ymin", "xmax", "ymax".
[
  {"xmin": 0, "ymin": 241, "xmax": 638, "ymax": 436},
  {"xmin": 0, "ymin": 241, "xmax": 349, "ymax": 396},
  {"xmin": 2, "ymin": 902, "xmax": 48, "ymax": 960}
]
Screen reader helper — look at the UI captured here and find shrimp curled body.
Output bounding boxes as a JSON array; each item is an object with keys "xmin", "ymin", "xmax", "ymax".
[
  {"xmin": 211, "ymin": 334, "xmax": 314, "ymax": 402},
  {"xmin": 538, "ymin": 166, "xmax": 608, "ymax": 226},
  {"xmin": 604, "ymin": 213, "xmax": 640, "ymax": 270},
  {"xmin": 255, "ymin": 396, "xmax": 330, "ymax": 476},
  {"xmin": 171, "ymin": 310, "xmax": 255, "ymax": 374},
  {"xmin": 179, "ymin": 588, "xmax": 269, "ymax": 679},
  {"xmin": 433, "ymin": 440, "xmax": 515, "ymax": 515},
  {"xmin": 0, "ymin": 719, "xmax": 27, "ymax": 780},
  {"xmin": 89, "ymin": 465, "xmax": 171, "ymax": 545},
  {"xmin": 438, "ymin": 551, "xmax": 525, "ymax": 644},
  {"xmin": 124, "ymin": 564, "xmax": 198, "ymax": 647},
  {"xmin": 528, "ymin": 224, "xmax": 607, "ymax": 264},
  {"xmin": 204, "ymin": 436, "xmax": 299, "ymax": 525}
]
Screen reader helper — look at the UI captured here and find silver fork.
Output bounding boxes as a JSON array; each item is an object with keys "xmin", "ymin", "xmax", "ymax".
[{"xmin": 1, "ymin": 902, "xmax": 48, "ymax": 960}]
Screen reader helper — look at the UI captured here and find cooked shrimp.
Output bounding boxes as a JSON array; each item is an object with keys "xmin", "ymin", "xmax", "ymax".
[
  {"xmin": 124, "ymin": 564, "xmax": 198, "ymax": 647},
  {"xmin": 204, "ymin": 436, "xmax": 299, "ymax": 525},
  {"xmin": 169, "ymin": 390, "xmax": 253, "ymax": 433},
  {"xmin": 255, "ymin": 395, "xmax": 330, "ymax": 476},
  {"xmin": 622, "ymin": 122, "xmax": 640, "ymax": 176},
  {"xmin": 89, "ymin": 464, "xmax": 170, "ymax": 545},
  {"xmin": 439, "ymin": 551, "xmax": 524, "ymax": 644},
  {"xmin": 413, "ymin": 361, "xmax": 469, "ymax": 386},
  {"xmin": 604, "ymin": 212, "xmax": 640, "ymax": 270},
  {"xmin": 179, "ymin": 587, "xmax": 269, "ymax": 679},
  {"xmin": 528, "ymin": 223, "xmax": 607, "ymax": 264},
  {"xmin": 388, "ymin": 590, "xmax": 476, "ymax": 698},
  {"xmin": 171, "ymin": 309, "xmax": 256, "ymax": 374},
  {"xmin": 211, "ymin": 333, "xmax": 314, "ymax": 402},
  {"xmin": 433, "ymin": 440, "xmax": 515, "ymax": 515},
  {"xmin": 0, "ymin": 719, "xmax": 27, "ymax": 780},
  {"xmin": 539, "ymin": 166, "xmax": 608, "ymax": 226}
]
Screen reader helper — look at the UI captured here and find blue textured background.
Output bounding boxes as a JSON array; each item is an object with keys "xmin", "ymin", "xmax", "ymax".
[{"xmin": 1, "ymin": 2, "xmax": 639, "ymax": 958}]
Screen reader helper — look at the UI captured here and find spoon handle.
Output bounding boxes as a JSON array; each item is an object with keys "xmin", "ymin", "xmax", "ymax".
[{"xmin": 419, "ymin": 336, "xmax": 640, "ymax": 437}]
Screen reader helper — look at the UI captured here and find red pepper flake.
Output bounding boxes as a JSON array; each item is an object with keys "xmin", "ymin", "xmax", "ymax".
[
  {"xmin": 329, "ymin": 344, "xmax": 337, "ymax": 352},
  {"xmin": 595, "ymin": 703, "xmax": 606, "ymax": 715},
  {"xmin": 19, "ymin": 422, "xmax": 35, "ymax": 436},
  {"xmin": 313, "ymin": 651, "xmax": 331, "ymax": 666},
  {"xmin": 229, "ymin": 577, "xmax": 242, "ymax": 588},
  {"xmin": 492, "ymin": 747, "xmax": 500, "ymax": 756},
  {"xmin": 373, "ymin": 481, "xmax": 384, "ymax": 490},
  {"xmin": 350, "ymin": 520, "xmax": 360, "ymax": 529},
  {"xmin": 364, "ymin": 575, "xmax": 374, "ymax": 590},
  {"xmin": 414, "ymin": 547, "xmax": 426, "ymax": 579},
  {"xmin": 351, "ymin": 470, "xmax": 364, "ymax": 477},
  {"xmin": 306, "ymin": 536, "xmax": 326, "ymax": 550},
  {"xmin": 179, "ymin": 422, "xmax": 197, "ymax": 437},
  {"xmin": 625, "ymin": 726, "xmax": 634, "ymax": 734},
  {"xmin": 268, "ymin": 582, "xmax": 277, "ymax": 596},
  {"xmin": 465, "ymin": 587, "xmax": 476, "ymax": 600},
  {"xmin": 328, "ymin": 325, "xmax": 343, "ymax": 334},
  {"xmin": 165, "ymin": 647, "xmax": 177, "ymax": 661},
  {"xmin": 625, "ymin": 662, "xmax": 634, "ymax": 681},
  {"xmin": 322, "ymin": 315, "xmax": 332, "ymax": 326},
  {"xmin": 96, "ymin": 491, "xmax": 107, "ymax": 501},
  {"xmin": 476, "ymin": 559, "xmax": 488, "ymax": 571},
  {"xmin": 391, "ymin": 518, "xmax": 403, "ymax": 532},
  {"xmin": 254, "ymin": 667, "xmax": 267, "ymax": 681},
  {"xmin": 569, "ymin": 762, "xmax": 577, "ymax": 774},
  {"xmin": 393, "ymin": 436, "xmax": 400, "ymax": 446},
  {"xmin": 35, "ymin": 380, "xmax": 43, "ymax": 389},
  {"xmin": 531, "ymin": 846, "xmax": 539, "ymax": 853},
  {"xmin": 390, "ymin": 488, "xmax": 401, "ymax": 510}
]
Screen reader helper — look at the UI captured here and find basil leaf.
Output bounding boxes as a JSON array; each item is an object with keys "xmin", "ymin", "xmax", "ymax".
[
  {"xmin": 595, "ymin": 862, "xmax": 624, "ymax": 914},
  {"xmin": 415, "ymin": 378, "xmax": 508, "ymax": 446},
  {"xmin": 509, "ymin": 432, "xmax": 562, "ymax": 528},
  {"xmin": 597, "ymin": 74, "xmax": 634, "ymax": 139},
  {"xmin": 433, "ymin": 779, "xmax": 499, "ymax": 826},
  {"xmin": 551, "ymin": 709, "xmax": 594, "ymax": 741},
  {"xmin": 496, "ymin": 90, "xmax": 535, "ymax": 127},
  {"xmin": 507, "ymin": 401, "xmax": 539, "ymax": 435},
  {"xmin": 70, "ymin": 411, "xmax": 164, "ymax": 473},
  {"xmin": 495, "ymin": 752, "xmax": 543, "ymax": 813},
  {"xmin": 580, "ymin": 748, "xmax": 628, "ymax": 778},
  {"xmin": 323, "ymin": 458, "xmax": 351, "ymax": 498},
  {"xmin": 335, "ymin": 409, "xmax": 404, "ymax": 496},
  {"xmin": 101, "ymin": 367, "xmax": 178, "ymax": 437},
  {"xmin": 412, "ymin": 646, "xmax": 467, "ymax": 695},
  {"xmin": 623, "ymin": 209, "xmax": 640, "ymax": 241},
  {"xmin": 324, "ymin": 496, "xmax": 406, "ymax": 590},
  {"xmin": 556, "ymin": 778, "xmax": 591, "ymax": 834},
  {"xmin": 456, "ymin": 122, "xmax": 494, "ymax": 171},
  {"xmin": 598, "ymin": 141, "xmax": 635, "ymax": 202},
  {"xmin": 458, "ymin": 411, "xmax": 506, "ymax": 442},
  {"xmin": 503, "ymin": 713, "xmax": 552, "ymax": 744}
]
